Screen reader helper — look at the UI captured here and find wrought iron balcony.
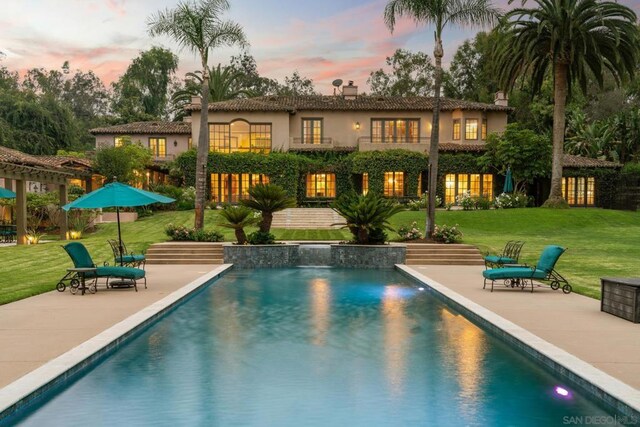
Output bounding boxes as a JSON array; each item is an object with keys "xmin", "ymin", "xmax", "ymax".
[
  {"xmin": 153, "ymin": 154, "xmax": 176, "ymax": 162},
  {"xmin": 357, "ymin": 137, "xmax": 430, "ymax": 152},
  {"xmin": 289, "ymin": 137, "xmax": 334, "ymax": 150}
]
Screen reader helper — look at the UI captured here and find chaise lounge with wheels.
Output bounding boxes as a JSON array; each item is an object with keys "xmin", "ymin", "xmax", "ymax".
[
  {"xmin": 108, "ymin": 239, "xmax": 146, "ymax": 269},
  {"xmin": 482, "ymin": 245, "xmax": 571, "ymax": 294},
  {"xmin": 60, "ymin": 242, "xmax": 146, "ymax": 292},
  {"xmin": 484, "ymin": 240, "xmax": 525, "ymax": 269}
]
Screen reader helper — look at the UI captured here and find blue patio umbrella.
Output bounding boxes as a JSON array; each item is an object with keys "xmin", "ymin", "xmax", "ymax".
[
  {"xmin": 62, "ymin": 181, "xmax": 174, "ymax": 264},
  {"xmin": 503, "ymin": 167, "xmax": 514, "ymax": 194},
  {"xmin": 0, "ymin": 188, "xmax": 16, "ymax": 199}
]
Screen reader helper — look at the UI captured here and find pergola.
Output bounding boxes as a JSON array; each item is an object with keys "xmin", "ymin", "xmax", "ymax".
[{"xmin": 0, "ymin": 146, "xmax": 93, "ymax": 245}]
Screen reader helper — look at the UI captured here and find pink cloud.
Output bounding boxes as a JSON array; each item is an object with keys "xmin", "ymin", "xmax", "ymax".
[{"xmin": 105, "ymin": 0, "xmax": 127, "ymax": 17}]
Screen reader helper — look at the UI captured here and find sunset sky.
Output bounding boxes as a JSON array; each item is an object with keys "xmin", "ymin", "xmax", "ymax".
[{"xmin": 2, "ymin": 0, "xmax": 639, "ymax": 94}]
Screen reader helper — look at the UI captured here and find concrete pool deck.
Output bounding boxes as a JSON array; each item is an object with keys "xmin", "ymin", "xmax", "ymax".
[
  {"xmin": 0, "ymin": 265, "xmax": 217, "ymax": 388},
  {"xmin": 405, "ymin": 265, "xmax": 640, "ymax": 391}
]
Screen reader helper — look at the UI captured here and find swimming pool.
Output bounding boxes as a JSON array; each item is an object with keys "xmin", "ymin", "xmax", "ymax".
[{"xmin": 11, "ymin": 268, "xmax": 614, "ymax": 426}]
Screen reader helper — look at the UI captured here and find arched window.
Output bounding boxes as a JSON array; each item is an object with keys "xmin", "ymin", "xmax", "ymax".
[{"xmin": 209, "ymin": 119, "xmax": 271, "ymax": 153}]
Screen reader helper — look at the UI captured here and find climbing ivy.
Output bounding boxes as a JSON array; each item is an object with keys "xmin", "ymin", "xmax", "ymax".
[{"xmin": 350, "ymin": 150, "xmax": 427, "ymax": 197}]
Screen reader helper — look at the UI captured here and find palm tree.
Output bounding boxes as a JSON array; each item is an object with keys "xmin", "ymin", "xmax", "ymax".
[
  {"xmin": 171, "ymin": 64, "xmax": 252, "ymax": 120},
  {"xmin": 384, "ymin": 0, "xmax": 500, "ymax": 238},
  {"xmin": 240, "ymin": 184, "xmax": 296, "ymax": 233},
  {"xmin": 495, "ymin": 0, "xmax": 638, "ymax": 207},
  {"xmin": 217, "ymin": 205, "xmax": 258, "ymax": 244},
  {"xmin": 148, "ymin": 0, "xmax": 247, "ymax": 229}
]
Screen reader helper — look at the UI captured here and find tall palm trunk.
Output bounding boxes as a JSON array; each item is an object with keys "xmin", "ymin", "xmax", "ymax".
[
  {"xmin": 545, "ymin": 62, "xmax": 568, "ymax": 207},
  {"xmin": 426, "ymin": 36, "xmax": 444, "ymax": 238},
  {"xmin": 194, "ymin": 67, "xmax": 210, "ymax": 229}
]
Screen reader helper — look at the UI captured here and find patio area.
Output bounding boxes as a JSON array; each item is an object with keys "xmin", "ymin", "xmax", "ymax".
[{"xmin": 0, "ymin": 264, "xmax": 215, "ymax": 388}]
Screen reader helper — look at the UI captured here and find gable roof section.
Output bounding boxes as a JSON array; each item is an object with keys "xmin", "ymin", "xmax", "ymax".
[
  {"xmin": 187, "ymin": 95, "xmax": 513, "ymax": 113},
  {"xmin": 90, "ymin": 121, "xmax": 191, "ymax": 135},
  {"xmin": 0, "ymin": 146, "xmax": 53, "ymax": 168},
  {"xmin": 35, "ymin": 155, "xmax": 93, "ymax": 169},
  {"xmin": 563, "ymin": 154, "xmax": 620, "ymax": 168}
]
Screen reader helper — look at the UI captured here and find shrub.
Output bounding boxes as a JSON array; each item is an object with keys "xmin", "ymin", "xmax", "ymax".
[
  {"xmin": 456, "ymin": 191, "xmax": 475, "ymax": 210},
  {"xmin": 332, "ymin": 192, "xmax": 405, "ymax": 244},
  {"xmin": 164, "ymin": 223, "xmax": 223, "ymax": 242},
  {"xmin": 247, "ymin": 231, "xmax": 276, "ymax": 245},
  {"xmin": 432, "ymin": 224, "xmax": 463, "ymax": 244},
  {"xmin": 151, "ymin": 184, "xmax": 196, "ymax": 210},
  {"xmin": 475, "ymin": 195, "xmax": 492, "ymax": 210},
  {"xmin": 397, "ymin": 221, "xmax": 424, "ymax": 241},
  {"xmin": 494, "ymin": 192, "xmax": 530, "ymax": 209},
  {"xmin": 406, "ymin": 194, "xmax": 442, "ymax": 211},
  {"xmin": 217, "ymin": 205, "xmax": 259, "ymax": 244}
]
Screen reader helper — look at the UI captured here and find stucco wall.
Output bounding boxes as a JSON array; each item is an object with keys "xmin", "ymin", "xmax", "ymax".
[{"xmin": 94, "ymin": 133, "xmax": 191, "ymax": 160}]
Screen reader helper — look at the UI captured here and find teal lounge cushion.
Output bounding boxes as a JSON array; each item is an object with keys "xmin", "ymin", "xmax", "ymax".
[
  {"xmin": 537, "ymin": 245, "xmax": 565, "ymax": 273},
  {"xmin": 482, "ymin": 267, "xmax": 547, "ymax": 280},
  {"xmin": 484, "ymin": 255, "xmax": 517, "ymax": 264},
  {"xmin": 117, "ymin": 254, "xmax": 145, "ymax": 263},
  {"xmin": 89, "ymin": 266, "xmax": 145, "ymax": 280}
]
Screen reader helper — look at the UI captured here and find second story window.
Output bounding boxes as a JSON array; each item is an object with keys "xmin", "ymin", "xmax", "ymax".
[
  {"xmin": 114, "ymin": 137, "xmax": 125, "ymax": 147},
  {"xmin": 209, "ymin": 121, "xmax": 271, "ymax": 153},
  {"xmin": 302, "ymin": 118, "xmax": 323, "ymax": 144},
  {"xmin": 465, "ymin": 119, "xmax": 479, "ymax": 140},
  {"xmin": 453, "ymin": 119, "xmax": 461, "ymax": 140},
  {"xmin": 149, "ymin": 137, "xmax": 166, "ymax": 158},
  {"xmin": 371, "ymin": 119, "xmax": 419, "ymax": 143}
]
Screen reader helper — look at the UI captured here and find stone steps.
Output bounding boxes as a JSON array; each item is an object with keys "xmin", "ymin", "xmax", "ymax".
[
  {"xmin": 146, "ymin": 242, "xmax": 224, "ymax": 265},
  {"xmin": 405, "ymin": 243, "xmax": 485, "ymax": 265},
  {"xmin": 271, "ymin": 208, "xmax": 343, "ymax": 229}
]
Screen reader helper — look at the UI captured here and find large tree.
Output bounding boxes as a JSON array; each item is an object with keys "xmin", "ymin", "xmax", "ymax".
[
  {"xmin": 368, "ymin": 48, "xmax": 435, "ymax": 96},
  {"xmin": 384, "ymin": 0, "xmax": 499, "ymax": 238},
  {"xmin": 148, "ymin": 0, "xmax": 247, "ymax": 230},
  {"xmin": 495, "ymin": 0, "xmax": 638, "ymax": 207},
  {"xmin": 111, "ymin": 47, "xmax": 179, "ymax": 122}
]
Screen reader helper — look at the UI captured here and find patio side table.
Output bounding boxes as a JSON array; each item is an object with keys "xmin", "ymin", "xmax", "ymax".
[{"xmin": 600, "ymin": 277, "xmax": 640, "ymax": 323}]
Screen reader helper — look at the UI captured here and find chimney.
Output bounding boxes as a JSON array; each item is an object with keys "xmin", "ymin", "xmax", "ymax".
[
  {"xmin": 342, "ymin": 81, "xmax": 358, "ymax": 100},
  {"xmin": 494, "ymin": 91, "xmax": 508, "ymax": 107}
]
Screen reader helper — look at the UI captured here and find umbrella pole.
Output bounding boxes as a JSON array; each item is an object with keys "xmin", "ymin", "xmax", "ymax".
[{"xmin": 116, "ymin": 206, "xmax": 123, "ymax": 266}]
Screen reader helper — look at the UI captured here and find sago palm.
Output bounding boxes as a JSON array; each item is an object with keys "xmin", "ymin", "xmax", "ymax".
[
  {"xmin": 217, "ymin": 205, "xmax": 258, "ymax": 245},
  {"xmin": 384, "ymin": 0, "xmax": 500, "ymax": 238},
  {"xmin": 148, "ymin": 0, "xmax": 247, "ymax": 229},
  {"xmin": 495, "ymin": 0, "xmax": 638, "ymax": 206},
  {"xmin": 332, "ymin": 192, "xmax": 406, "ymax": 244},
  {"xmin": 240, "ymin": 184, "xmax": 296, "ymax": 233}
]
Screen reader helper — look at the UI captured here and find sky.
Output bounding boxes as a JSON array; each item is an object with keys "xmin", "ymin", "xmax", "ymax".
[{"xmin": 1, "ymin": 0, "xmax": 640, "ymax": 94}]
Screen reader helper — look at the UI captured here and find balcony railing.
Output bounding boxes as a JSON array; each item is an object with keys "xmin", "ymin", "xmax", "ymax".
[
  {"xmin": 289, "ymin": 137, "xmax": 334, "ymax": 150},
  {"xmin": 357, "ymin": 137, "xmax": 430, "ymax": 152},
  {"xmin": 153, "ymin": 154, "xmax": 176, "ymax": 162}
]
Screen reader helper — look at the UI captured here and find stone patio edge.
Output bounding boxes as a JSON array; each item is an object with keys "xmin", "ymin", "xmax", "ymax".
[
  {"xmin": 396, "ymin": 264, "xmax": 640, "ymax": 419},
  {"xmin": 0, "ymin": 264, "xmax": 234, "ymax": 421}
]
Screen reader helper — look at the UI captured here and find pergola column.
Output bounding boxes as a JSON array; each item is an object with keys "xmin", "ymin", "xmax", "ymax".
[
  {"xmin": 59, "ymin": 183, "xmax": 68, "ymax": 241},
  {"xmin": 15, "ymin": 179, "xmax": 27, "ymax": 245}
]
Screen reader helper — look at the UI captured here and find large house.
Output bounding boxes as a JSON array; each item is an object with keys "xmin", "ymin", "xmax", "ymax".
[{"xmin": 91, "ymin": 84, "xmax": 619, "ymax": 207}]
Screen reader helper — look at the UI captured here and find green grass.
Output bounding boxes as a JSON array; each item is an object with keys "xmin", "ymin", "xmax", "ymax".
[
  {"xmin": 391, "ymin": 208, "xmax": 640, "ymax": 298},
  {"xmin": 1, "ymin": 207, "xmax": 638, "ymax": 304}
]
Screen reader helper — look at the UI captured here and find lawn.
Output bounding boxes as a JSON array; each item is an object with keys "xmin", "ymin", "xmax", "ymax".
[
  {"xmin": 391, "ymin": 208, "xmax": 640, "ymax": 298},
  {"xmin": 1, "ymin": 207, "xmax": 638, "ymax": 304}
]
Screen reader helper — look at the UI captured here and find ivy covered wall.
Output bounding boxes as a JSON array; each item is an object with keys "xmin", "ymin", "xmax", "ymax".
[{"xmin": 171, "ymin": 148, "xmax": 620, "ymax": 208}]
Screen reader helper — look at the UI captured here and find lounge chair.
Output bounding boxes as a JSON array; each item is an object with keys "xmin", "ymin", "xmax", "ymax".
[
  {"xmin": 61, "ymin": 242, "xmax": 146, "ymax": 292},
  {"xmin": 108, "ymin": 239, "xmax": 146, "ymax": 269},
  {"xmin": 482, "ymin": 245, "xmax": 571, "ymax": 293},
  {"xmin": 484, "ymin": 240, "xmax": 525, "ymax": 269}
]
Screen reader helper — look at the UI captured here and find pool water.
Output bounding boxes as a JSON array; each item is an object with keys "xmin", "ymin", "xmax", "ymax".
[{"xmin": 15, "ymin": 268, "xmax": 612, "ymax": 426}]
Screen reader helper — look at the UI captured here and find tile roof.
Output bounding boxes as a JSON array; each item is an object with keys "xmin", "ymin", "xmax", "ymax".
[
  {"xmin": 563, "ymin": 154, "xmax": 620, "ymax": 168},
  {"xmin": 0, "ymin": 146, "xmax": 54, "ymax": 168},
  {"xmin": 35, "ymin": 155, "xmax": 93, "ymax": 169},
  {"xmin": 187, "ymin": 95, "xmax": 513, "ymax": 113},
  {"xmin": 90, "ymin": 121, "xmax": 191, "ymax": 135}
]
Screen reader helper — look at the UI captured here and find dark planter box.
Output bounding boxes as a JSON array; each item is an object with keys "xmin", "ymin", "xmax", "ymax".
[
  {"xmin": 600, "ymin": 277, "xmax": 640, "ymax": 323},
  {"xmin": 330, "ymin": 244, "xmax": 406, "ymax": 269},
  {"xmin": 223, "ymin": 244, "xmax": 300, "ymax": 268}
]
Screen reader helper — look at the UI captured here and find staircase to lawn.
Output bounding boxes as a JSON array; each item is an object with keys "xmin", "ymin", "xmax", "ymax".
[
  {"xmin": 271, "ymin": 208, "xmax": 343, "ymax": 229},
  {"xmin": 405, "ymin": 243, "xmax": 485, "ymax": 266},
  {"xmin": 145, "ymin": 242, "xmax": 224, "ymax": 265}
]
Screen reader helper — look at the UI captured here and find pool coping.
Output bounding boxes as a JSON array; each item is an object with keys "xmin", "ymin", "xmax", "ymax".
[
  {"xmin": 0, "ymin": 264, "xmax": 234, "ymax": 421},
  {"xmin": 396, "ymin": 264, "xmax": 640, "ymax": 419}
]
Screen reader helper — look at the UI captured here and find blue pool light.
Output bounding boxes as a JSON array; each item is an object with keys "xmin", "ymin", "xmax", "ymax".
[{"xmin": 418, "ymin": 287, "xmax": 425, "ymax": 291}]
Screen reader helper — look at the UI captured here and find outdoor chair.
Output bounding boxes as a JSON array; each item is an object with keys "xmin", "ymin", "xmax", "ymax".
[
  {"xmin": 484, "ymin": 241, "xmax": 525, "ymax": 269},
  {"xmin": 61, "ymin": 242, "xmax": 146, "ymax": 292},
  {"xmin": 107, "ymin": 239, "xmax": 146, "ymax": 269},
  {"xmin": 482, "ymin": 245, "xmax": 571, "ymax": 293}
]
